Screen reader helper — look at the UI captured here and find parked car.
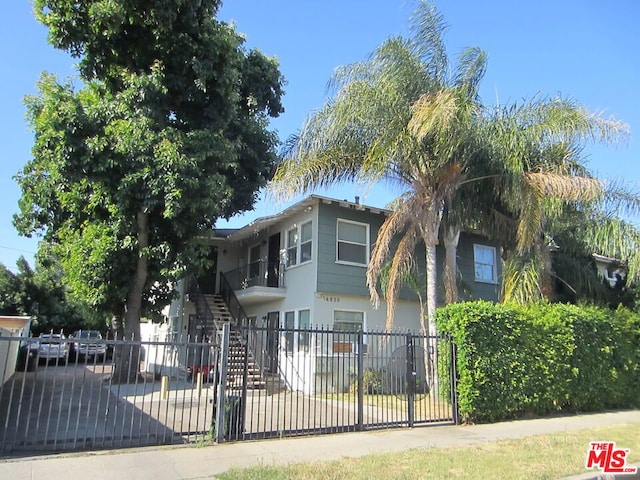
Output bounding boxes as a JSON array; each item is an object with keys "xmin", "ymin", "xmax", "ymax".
[
  {"xmin": 37, "ymin": 334, "xmax": 69, "ymax": 364},
  {"xmin": 16, "ymin": 341, "xmax": 39, "ymax": 371},
  {"xmin": 70, "ymin": 330, "xmax": 107, "ymax": 360}
]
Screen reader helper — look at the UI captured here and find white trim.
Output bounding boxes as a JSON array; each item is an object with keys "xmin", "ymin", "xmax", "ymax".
[
  {"xmin": 473, "ymin": 243, "xmax": 498, "ymax": 284},
  {"xmin": 335, "ymin": 218, "xmax": 370, "ymax": 267}
]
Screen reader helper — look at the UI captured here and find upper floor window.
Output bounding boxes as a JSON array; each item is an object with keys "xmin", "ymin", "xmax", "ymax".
[
  {"xmin": 336, "ymin": 219, "xmax": 369, "ymax": 266},
  {"xmin": 286, "ymin": 221, "xmax": 312, "ymax": 267},
  {"xmin": 474, "ymin": 244, "xmax": 497, "ymax": 283}
]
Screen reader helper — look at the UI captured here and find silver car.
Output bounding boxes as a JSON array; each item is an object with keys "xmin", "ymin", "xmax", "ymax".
[
  {"xmin": 72, "ymin": 330, "xmax": 107, "ymax": 359},
  {"xmin": 37, "ymin": 334, "xmax": 69, "ymax": 363}
]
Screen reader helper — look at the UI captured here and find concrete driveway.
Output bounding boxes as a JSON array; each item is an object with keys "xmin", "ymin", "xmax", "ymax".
[{"xmin": 0, "ymin": 361, "xmax": 211, "ymax": 456}]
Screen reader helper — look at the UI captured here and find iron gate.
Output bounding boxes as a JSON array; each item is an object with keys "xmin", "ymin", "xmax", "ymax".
[
  {"xmin": 0, "ymin": 333, "xmax": 221, "ymax": 454},
  {"xmin": 221, "ymin": 325, "xmax": 459, "ymax": 441},
  {"xmin": 0, "ymin": 325, "xmax": 458, "ymax": 455}
]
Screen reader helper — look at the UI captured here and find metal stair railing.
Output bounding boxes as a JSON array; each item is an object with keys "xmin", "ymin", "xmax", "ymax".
[
  {"xmin": 219, "ymin": 271, "xmax": 276, "ymax": 377},
  {"xmin": 186, "ymin": 274, "xmax": 222, "ymax": 336},
  {"xmin": 219, "ymin": 271, "xmax": 250, "ymax": 329}
]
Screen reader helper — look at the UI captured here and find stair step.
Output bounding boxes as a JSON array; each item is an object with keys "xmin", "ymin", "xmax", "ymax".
[{"xmin": 190, "ymin": 291, "xmax": 283, "ymax": 393}]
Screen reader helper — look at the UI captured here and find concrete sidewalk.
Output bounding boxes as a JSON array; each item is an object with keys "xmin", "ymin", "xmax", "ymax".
[{"xmin": 1, "ymin": 410, "xmax": 639, "ymax": 480}]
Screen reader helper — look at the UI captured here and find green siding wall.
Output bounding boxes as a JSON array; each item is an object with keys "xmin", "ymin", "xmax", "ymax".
[{"xmin": 315, "ymin": 200, "xmax": 501, "ymax": 303}]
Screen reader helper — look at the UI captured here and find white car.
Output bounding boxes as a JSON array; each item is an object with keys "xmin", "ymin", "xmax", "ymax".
[{"xmin": 37, "ymin": 334, "xmax": 69, "ymax": 363}]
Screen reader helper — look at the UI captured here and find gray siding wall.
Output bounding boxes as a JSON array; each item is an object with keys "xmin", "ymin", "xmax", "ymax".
[{"xmin": 316, "ymin": 202, "xmax": 386, "ymax": 297}]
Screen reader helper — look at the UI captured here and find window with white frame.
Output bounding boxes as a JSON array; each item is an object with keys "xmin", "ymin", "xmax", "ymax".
[
  {"xmin": 283, "ymin": 309, "xmax": 311, "ymax": 353},
  {"xmin": 336, "ymin": 219, "xmax": 369, "ymax": 266},
  {"xmin": 333, "ymin": 310, "xmax": 366, "ymax": 354},
  {"xmin": 285, "ymin": 221, "xmax": 312, "ymax": 267},
  {"xmin": 474, "ymin": 244, "xmax": 497, "ymax": 283}
]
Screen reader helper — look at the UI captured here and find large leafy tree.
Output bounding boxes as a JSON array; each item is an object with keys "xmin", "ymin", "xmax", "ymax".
[
  {"xmin": 0, "ymin": 254, "xmax": 90, "ymax": 334},
  {"xmin": 0, "ymin": 264, "xmax": 21, "ymax": 316},
  {"xmin": 271, "ymin": 1, "xmax": 486, "ymax": 339},
  {"xmin": 14, "ymin": 0, "xmax": 284, "ymax": 381}
]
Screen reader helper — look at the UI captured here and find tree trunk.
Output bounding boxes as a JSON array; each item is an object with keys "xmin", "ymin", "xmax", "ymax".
[
  {"xmin": 537, "ymin": 237, "xmax": 556, "ymax": 301},
  {"xmin": 420, "ymin": 202, "xmax": 442, "ymax": 394},
  {"xmin": 425, "ymin": 242, "xmax": 438, "ymax": 336},
  {"xmin": 442, "ymin": 224, "xmax": 460, "ymax": 304},
  {"xmin": 112, "ymin": 211, "xmax": 148, "ymax": 384}
]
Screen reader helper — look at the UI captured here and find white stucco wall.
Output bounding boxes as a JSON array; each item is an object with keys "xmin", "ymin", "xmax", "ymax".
[{"xmin": 0, "ymin": 316, "xmax": 32, "ymax": 386}]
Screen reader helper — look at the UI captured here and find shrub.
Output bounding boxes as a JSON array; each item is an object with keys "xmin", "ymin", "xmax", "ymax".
[
  {"xmin": 437, "ymin": 301, "xmax": 640, "ymax": 424},
  {"xmin": 349, "ymin": 368, "xmax": 385, "ymax": 395}
]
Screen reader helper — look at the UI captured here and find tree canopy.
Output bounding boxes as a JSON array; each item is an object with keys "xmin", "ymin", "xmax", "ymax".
[
  {"xmin": 14, "ymin": 1, "xmax": 285, "ymax": 377},
  {"xmin": 0, "ymin": 254, "xmax": 93, "ymax": 334}
]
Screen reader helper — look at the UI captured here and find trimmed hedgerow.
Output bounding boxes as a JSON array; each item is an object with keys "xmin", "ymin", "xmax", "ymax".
[{"xmin": 436, "ymin": 301, "xmax": 640, "ymax": 424}]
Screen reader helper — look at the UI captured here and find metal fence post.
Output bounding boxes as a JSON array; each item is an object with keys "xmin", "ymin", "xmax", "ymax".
[
  {"xmin": 449, "ymin": 336, "xmax": 460, "ymax": 425},
  {"xmin": 357, "ymin": 329, "xmax": 364, "ymax": 431},
  {"xmin": 215, "ymin": 323, "xmax": 230, "ymax": 443},
  {"xmin": 406, "ymin": 332, "xmax": 415, "ymax": 428}
]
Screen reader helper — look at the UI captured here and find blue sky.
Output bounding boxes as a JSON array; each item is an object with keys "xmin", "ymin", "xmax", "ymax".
[{"xmin": 1, "ymin": 1, "xmax": 638, "ymax": 271}]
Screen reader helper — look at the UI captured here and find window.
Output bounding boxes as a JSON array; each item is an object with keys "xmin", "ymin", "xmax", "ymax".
[
  {"xmin": 284, "ymin": 311, "xmax": 295, "ymax": 353},
  {"xmin": 285, "ymin": 221, "xmax": 312, "ymax": 267},
  {"xmin": 298, "ymin": 309, "xmax": 310, "ymax": 351},
  {"xmin": 336, "ymin": 219, "xmax": 369, "ymax": 266},
  {"xmin": 300, "ymin": 222, "xmax": 312, "ymax": 263},
  {"xmin": 248, "ymin": 244, "xmax": 261, "ymax": 279},
  {"xmin": 474, "ymin": 244, "xmax": 497, "ymax": 283},
  {"xmin": 283, "ymin": 309, "xmax": 311, "ymax": 353},
  {"xmin": 333, "ymin": 310, "xmax": 366, "ymax": 354}
]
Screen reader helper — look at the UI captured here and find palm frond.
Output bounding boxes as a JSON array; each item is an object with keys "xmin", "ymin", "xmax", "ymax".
[
  {"xmin": 384, "ymin": 228, "xmax": 420, "ymax": 331},
  {"xmin": 408, "ymin": 1, "xmax": 448, "ymax": 83},
  {"xmin": 453, "ymin": 47, "xmax": 487, "ymax": 100},
  {"xmin": 502, "ymin": 253, "xmax": 545, "ymax": 303},
  {"xmin": 524, "ymin": 172, "xmax": 604, "ymax": 203}
]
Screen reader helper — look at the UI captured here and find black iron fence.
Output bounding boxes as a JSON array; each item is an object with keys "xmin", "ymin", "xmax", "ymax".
[
  {"xmin": 227, "ymin": 326, "xmax": 458, "ymax": 441},
  {"xmin": 0, "ymin": 333, "xmax": 220, "ymax": 455},
  {"xmin": 0, "ymin": 325, "xmax": 458, "ymax": 455}
]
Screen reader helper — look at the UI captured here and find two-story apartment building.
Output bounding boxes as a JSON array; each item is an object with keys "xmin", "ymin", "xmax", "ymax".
[
  {"xmin": 167, "ymin": 194, "xmax": 501, "ymax": 347},
  {"xmin": 158, "ymin": 195, "xmax": 502, "ymax": 393}
]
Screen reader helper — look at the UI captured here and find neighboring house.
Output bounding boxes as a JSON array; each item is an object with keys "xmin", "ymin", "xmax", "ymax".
[
  {"xmin": 161, "ymin": 195, "xmax": 501, "ymax": 391},
  {"xmin": 593, "ymin": 253, "xmax": 627, "ymax": 288}
]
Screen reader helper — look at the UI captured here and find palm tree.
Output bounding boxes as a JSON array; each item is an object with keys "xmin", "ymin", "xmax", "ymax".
[
  {"xmin": 271, "ymin": 1, "xmax": 487, "ymax": 337},
  {"xmin": 479, "ymin": 98, "xmax": 631, "ymax": 303},
  {"xmin": 502, "ymin": 184, "xmax": 640, "ymax": 304}
]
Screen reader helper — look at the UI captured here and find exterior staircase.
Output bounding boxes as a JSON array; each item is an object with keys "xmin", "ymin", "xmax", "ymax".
[
  {"xmin": 200, "ymin": 294, "xmax": 275, "ymax": 392},
  {"xmin": 188, "ymin": 274, "xmax": 286, "ymax": 394}
]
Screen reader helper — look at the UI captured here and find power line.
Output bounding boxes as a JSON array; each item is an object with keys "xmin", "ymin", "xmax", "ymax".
[{"xmin": 0, "ymin": 245, "xmax": 36, "ymax": 254}]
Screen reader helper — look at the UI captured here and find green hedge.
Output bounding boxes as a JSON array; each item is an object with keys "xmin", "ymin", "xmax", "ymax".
[{"xmin": 436, "ymin": 301, "xmax": 640, "ymax": 423}]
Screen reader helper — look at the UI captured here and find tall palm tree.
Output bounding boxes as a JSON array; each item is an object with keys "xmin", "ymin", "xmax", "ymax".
[{"xmin": 271, "ymin": 1, "xmax": 487, "ymax": 337}]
